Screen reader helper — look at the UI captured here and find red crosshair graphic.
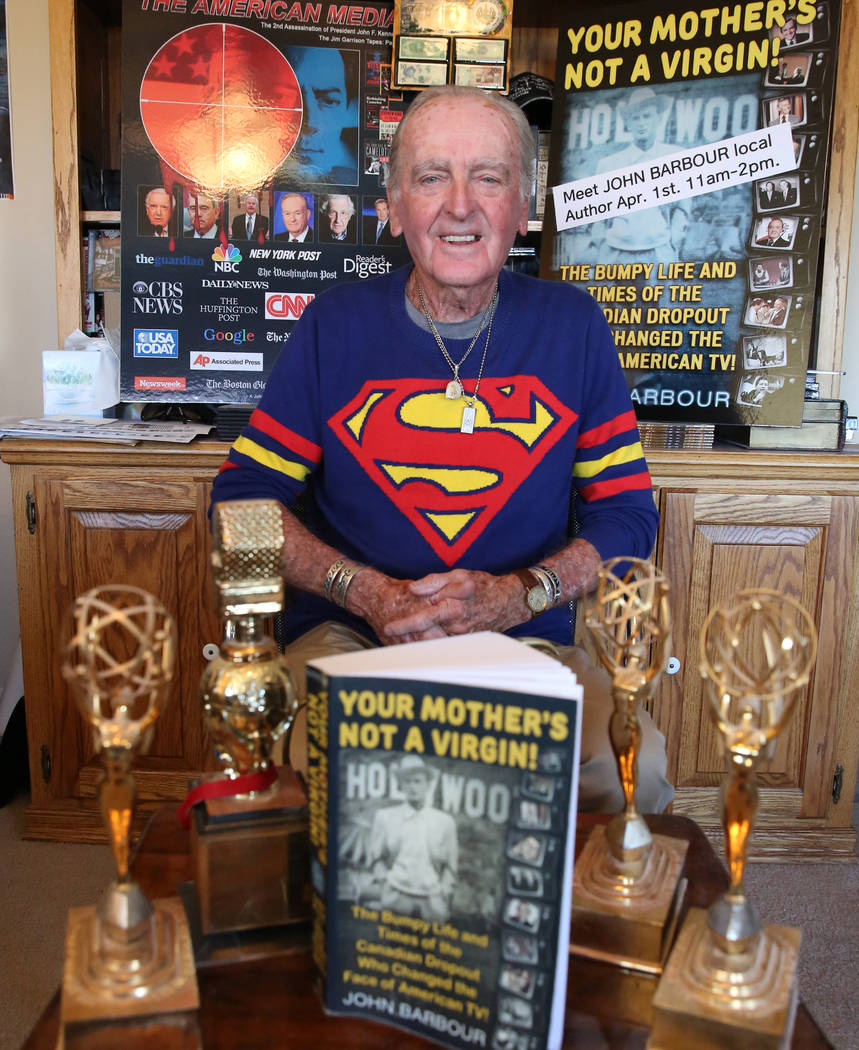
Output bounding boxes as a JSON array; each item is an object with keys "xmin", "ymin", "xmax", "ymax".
[{"xmin": 140, "ymin": 23, "xmax": 302, "ymax": 191}]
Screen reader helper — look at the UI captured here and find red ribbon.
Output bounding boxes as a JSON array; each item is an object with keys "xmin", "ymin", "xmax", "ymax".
[{"xmin": 177, "ymin": 763, "xmax": 279, "ymax": 830}]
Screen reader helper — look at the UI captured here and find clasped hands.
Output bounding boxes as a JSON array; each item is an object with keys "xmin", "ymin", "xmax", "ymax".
[{"xmin": 350, "ymin": 567, "xmax": 525, "ymax": 645}]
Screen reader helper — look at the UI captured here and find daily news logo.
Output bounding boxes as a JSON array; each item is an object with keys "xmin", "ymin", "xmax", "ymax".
[
  {"xmin": 265, "ymin": 291, "xmax": 315, "ymax": 320},
  {"xmin": 212, "ymin": 243, "xmax": 242, "ymax": 273}
]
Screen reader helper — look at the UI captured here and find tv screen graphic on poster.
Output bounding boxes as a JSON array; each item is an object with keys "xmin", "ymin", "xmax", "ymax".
[
  {"xmin": 540, "ymin": 0, "xmax": 841, "ymax": 427},
  {"xmin": 120, "ymin": 0, "xmax": 411, "ymax": 403}
]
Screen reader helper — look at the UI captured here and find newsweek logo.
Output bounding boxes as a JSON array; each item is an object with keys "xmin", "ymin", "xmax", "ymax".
[
  {"xmin": 265, "ymin": 291, "xmax": 315, "ymax": 320},
  {"xmin": 134, "ymin": 376, "xmax": 186, "ymax": 391},
  {"xmin": 131, "ymin": 280, "xmax": 183, "ymax": 315},
  {"xmin": 133, "ymin": 328, "xmax": 179, "ymax": 358},
  {"xmin": 191, "ymin": 351, "xmax": 264, "ymax": 372}
]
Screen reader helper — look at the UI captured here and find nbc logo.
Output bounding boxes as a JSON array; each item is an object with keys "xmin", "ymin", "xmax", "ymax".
[{"xmin": 212, "ymin": 243, "xmax": 242, "ymax": 272}]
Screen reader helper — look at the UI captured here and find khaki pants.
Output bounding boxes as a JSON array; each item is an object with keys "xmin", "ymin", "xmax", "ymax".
[{"xmin": 282, "ymin": 622, "xmax": 674, "ymax": 814}]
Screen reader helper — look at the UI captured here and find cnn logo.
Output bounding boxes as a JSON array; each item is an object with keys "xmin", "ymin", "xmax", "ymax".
[{"xmin": 265, "ymin": 292, "xmax": 315, "ymax": 320}]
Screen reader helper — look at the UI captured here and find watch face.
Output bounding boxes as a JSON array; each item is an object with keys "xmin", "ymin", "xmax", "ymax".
[{"xmin": 527, "ymin": 587, "xmax": 548, "ymax": 613}]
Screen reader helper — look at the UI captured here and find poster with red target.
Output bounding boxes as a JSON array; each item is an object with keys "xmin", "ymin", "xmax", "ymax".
[{"xmin": 121, "ymin": 0, "xmax": 410, "ymax": 403}]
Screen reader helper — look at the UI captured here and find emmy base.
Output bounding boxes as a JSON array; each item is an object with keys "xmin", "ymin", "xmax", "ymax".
[
  {"xmin": 60, "ymin": 896, "xmax": 199, "ymax": 1048},
  {"xmin": 647, "ymin": 907, "xmax": 801, "ymax": 1050},
  {"xmin": 190, "ymin": 766, "xmax": 311, "ymax": 936},
  {"xmin": 571, "ymin": 825, "xmax": 688, "ymax": 974}
]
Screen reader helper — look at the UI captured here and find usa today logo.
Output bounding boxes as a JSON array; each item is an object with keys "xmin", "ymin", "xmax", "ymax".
[{"xmin": 133, "ymin": 328, "xmax": 179, "ymax": 358}]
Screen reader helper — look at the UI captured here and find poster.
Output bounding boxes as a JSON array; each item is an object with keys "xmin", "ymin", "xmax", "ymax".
[
  {"xmin": 0, "ymin": 0, "xmax": 13, "ymax": 199},
  {"xmin": 540, "ymin": 0, "xmax": 841, "ymax": 426},
  {"xmin": 120, "ymin": 0, "xmax": 411, "ymax": 403}
]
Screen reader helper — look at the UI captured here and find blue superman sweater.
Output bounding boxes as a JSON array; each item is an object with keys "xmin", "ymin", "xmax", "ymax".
[{"xmin": 210, "ymin": 265, "xmax": 658, "ymax": 645}]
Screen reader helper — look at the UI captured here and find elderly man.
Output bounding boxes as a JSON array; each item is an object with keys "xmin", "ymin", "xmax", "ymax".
[
  {"xmin": 143, "ymin": 187, "xmax": 173, "ymax": 237},
  {"xmin": 320, "ymin": 193, "xmax": 357, "ymax": 243},
  {"xmin": 185, "ymin": 192, "xmax": 221, "ymax": 239},
  {"xmin": 231, "ymin": 193, "xmax": 269, "ymax": 241},
  {"xmin": 210, "ymin": 86, "xmax": 672, "ymax": 814},
  {"xmin": 274, "ymin": 192, "xmax": 313, "ymax": 242}
]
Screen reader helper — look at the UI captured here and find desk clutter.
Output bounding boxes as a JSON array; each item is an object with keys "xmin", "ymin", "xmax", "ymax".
[{"xmin": 55, "ymin": 499, "xmax": 819, "ymax": 1050}]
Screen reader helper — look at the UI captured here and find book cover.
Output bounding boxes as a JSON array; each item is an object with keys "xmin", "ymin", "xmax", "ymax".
[{"xmin": 306, "ymin": 633, "xmax": 582, "ymax": 1050}]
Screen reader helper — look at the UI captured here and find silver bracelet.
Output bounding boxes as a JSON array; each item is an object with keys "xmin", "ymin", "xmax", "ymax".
[
  {"xmin": 532, "ymin": 564, "xmax": 563, "ymax": 606},
  {"xmin": 323, "ymin": 558, "xmax": 345, "ymax": 603},
  {"xmin": 331, "ymin": 563, "xmax": 363, "ymax": 609}
]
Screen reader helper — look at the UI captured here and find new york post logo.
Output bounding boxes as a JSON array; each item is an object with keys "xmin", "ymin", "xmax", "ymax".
[
  {"xmin": 212, "ymin": 244, "xmax": 242, "ymax": 273},
  {"xmin": 133, "ymin": 328, "xmax": 179, "ymax": 358},
  {"xmin": 265, "ymin": 291, "xmax": 315, "ymax": 320}
]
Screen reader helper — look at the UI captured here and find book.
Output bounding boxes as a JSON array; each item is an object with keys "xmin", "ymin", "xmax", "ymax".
[
  {"xmin": 306, "ymin": 632, "xmax": 582, "ymax": 1050},
  {"xmin": 720, "ymin": 399, "xmax": 847, "ymax": 450}
]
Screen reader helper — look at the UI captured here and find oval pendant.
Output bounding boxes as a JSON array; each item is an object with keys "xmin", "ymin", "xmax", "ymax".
[{"xmin": 445, "ymin": 379, "xmax": 463, "ymax": 400}]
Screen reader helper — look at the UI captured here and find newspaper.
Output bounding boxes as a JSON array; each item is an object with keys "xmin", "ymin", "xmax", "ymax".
[{"xmin": 0, "ymin": 416, "xmax": 213, "ymax": 445}]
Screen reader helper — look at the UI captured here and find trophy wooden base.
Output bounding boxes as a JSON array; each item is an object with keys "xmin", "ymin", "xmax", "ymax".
[
  {"xmin": 190, "ymin": 766, "xmax": 311, "ymax": 936},
  {"xmin": 60, "ymin": 896, "xmax": 199, "ymax": 1048},
  {"xmin": 571, "ymin": 825, "xmax": 688, "ymax": 974},
  {"xmin": 647, "ymin": 908, "xmax": 801, "ymax": 1050}
]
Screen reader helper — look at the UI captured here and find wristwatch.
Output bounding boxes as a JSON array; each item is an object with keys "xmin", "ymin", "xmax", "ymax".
[{"xmin": 513, "ymin": 565, "xmax": 562, "ymax": 616}]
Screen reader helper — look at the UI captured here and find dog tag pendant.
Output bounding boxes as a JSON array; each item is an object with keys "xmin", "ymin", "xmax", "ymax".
[
  {"xmin": 461, "ymin": 404, "xmax": 476, "ymax": 434},
  {"xmin": 446, "ymin": 378, "xmax": 463, "ymax": 400}
]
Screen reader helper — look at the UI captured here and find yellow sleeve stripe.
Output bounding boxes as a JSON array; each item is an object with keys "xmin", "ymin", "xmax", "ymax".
[
  {"xmin": 233, "ymin": 435, "xmax": 312, "ymax": 483},
  {"xmin": 573, "ymin": 440, "xmax": 644, "ymax": 479}
]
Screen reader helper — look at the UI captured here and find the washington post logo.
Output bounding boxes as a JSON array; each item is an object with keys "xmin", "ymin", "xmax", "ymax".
[
  {"xmin": 212, "ymin": 244, "xmax": 242, "ymax": 273},
  {"xmin": 265, "ymin": 291, "xmax": 315, "ymax": 320}
]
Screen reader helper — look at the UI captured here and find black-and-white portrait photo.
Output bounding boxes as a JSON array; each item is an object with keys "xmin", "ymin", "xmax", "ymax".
[
  {"xmin": 507, "ymin": 865, "xmax": 544, "ymax": 897},
  {"xmin": 499, "ymin": 965, "xmax": 536, "ymax": 999},
  {"xmin": 507, "ymin": 832, "xmax": 546, "ymax": 866},
  {"xmin": 742, "ymin": 335, "xmax": 788, "ymax": 370},
  {"xmin": 737, "ymin": 372, "xmax": 786, "ymax": 407},
  {"xmin": 503, "ymin": 930, "xmax": 539, "ymax": 964},
  {"xmin": 517, "ymin": 800, "xmax": 552, "ymax": 831},
  {"xmin": 749, "ymin": 256, "xmax": 793, "ymax": 290},
  {"xmin": 498, "ymin": 995, "xmax": 534, "ymax": 1029},
  {"xmin": 504, "ymin": 896, "xmax": 542, "ymax": 933},
  {"xmin": 522, "ymin": 773, "xmax": 556, "ymax": 802},
  {"xmin": 757, "ymin": 175, "xmax": 799, "ymax": 212},
  {"xmin": 744, "ymin": 294, "xmax": 792, "ymax": 329}
]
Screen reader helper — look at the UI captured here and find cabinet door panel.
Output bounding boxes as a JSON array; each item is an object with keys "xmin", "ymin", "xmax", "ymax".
[
  {"xmin": 659, "ymin": 492, "xmax": 840, "ymax": 826},
  {"xmin": 41, "ymin": 476, "xmax": 214, "ymax": 799}
]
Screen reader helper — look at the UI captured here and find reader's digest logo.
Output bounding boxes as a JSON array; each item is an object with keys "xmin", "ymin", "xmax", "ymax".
[
  {"xmin": 213, "ymin": 243, "xmax": 242, "ymax": 272},
  {"xmin": 133, "ymin": 328, "xmax": 179, "ymax": 358}
]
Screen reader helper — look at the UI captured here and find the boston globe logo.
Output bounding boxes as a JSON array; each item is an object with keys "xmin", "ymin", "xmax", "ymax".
[{"xmin": 132, "ymin": 279, "xmax": 183, "ymax": 315}]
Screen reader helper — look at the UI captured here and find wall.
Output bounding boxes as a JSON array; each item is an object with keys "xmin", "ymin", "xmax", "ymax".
[{"xmin": 0, "ymin": 0, "xmax": 57, "ymax": 707}]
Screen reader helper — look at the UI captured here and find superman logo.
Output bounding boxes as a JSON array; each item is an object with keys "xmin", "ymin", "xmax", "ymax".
[{"xmin": 328, "ymin": 377, "xmax": 576, "ymax": 565}]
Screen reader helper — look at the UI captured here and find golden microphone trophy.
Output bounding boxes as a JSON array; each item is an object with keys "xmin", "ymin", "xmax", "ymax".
[
  {"xmin": 59, "ymin": 585, "xmax": 198, "ymax": 1040},
  {"xmin": 649, "ymin": 589, "xmax": 817, "ymax": 1050},
  {"xmin": 571, "ymin": 557, "xmax": 687, "ymax": 973},
  {"xmin": 186, "ymin": 498, "xmax": 308, "ymax": 939}
]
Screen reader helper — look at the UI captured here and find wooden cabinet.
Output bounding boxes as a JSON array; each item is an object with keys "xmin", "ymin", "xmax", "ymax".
[
  {"xmin": 1, "ymin": 439, "xmax": 224, "ymax": 842},
  {"xmin": 3, "ymin": 439, "xmax": 859, "ymax": 858},
  {"xmin": 649, "ymin": 449, "xmax": 859, "ymax": 860}
]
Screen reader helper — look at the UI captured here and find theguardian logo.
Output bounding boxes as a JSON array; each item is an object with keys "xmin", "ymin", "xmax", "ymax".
[
  {"xmin": 265, "ymin": 291, "xmax": 315, "ymax": 320},
  {"xmin": 212, "ymin": 243, "xmax": 242, "ymax": 273},
  {"xmin": 133, "ymin": 329, "xmax": 179, "ymax": 358},
  {"xmin": 132, "ymin": 280, "xmax": 183, "ymax": 315}
]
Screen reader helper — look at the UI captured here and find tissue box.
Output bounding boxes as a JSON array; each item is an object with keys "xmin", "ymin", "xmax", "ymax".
[{"xmin": 42, "ymin": 350, "xmax": 114, "ymax": 416}]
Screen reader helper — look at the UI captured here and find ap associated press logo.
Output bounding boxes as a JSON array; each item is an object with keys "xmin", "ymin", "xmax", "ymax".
[{"xmin": 212, "ymin": 243, "xmax": 242, "ymax": 273}]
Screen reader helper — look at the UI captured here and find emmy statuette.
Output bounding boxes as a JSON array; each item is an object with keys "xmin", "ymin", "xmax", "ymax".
[
  {"xmin": 571, "ymin": 558, "xmax": 688, "ymax": 973},
  {"xmin": 188, "ymin": 498, "xmax": 308, "ymax": 939},
  {"xmin": 649, "ymin": 589, "xmax": 817, "ymax": 1050},
  {"xmin": 59, "ymin": 585, "xmax": 199, "ymax": 1044}
]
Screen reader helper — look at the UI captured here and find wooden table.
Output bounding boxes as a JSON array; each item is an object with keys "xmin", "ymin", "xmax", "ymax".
[{"xmin": 23, "ymin": 812, "xmax": 833, "ymax": 1049}]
